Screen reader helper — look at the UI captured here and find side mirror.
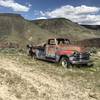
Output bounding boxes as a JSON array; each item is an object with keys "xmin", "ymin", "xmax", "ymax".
[
  {"xmin": 26, "ymin": 44, "xmax": 33, "ymax": 49},
  {"xmin": 43, "ymin": 43, "xmax": 46, "ymax": 47}
]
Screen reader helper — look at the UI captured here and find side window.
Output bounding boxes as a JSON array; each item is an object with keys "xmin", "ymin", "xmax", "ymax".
[{"xmin": 48, "ymin": 39, "xmax": 56, "ymax": 45}]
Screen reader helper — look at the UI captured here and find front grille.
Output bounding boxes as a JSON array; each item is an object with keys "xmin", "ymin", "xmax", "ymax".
[{"xmin": 74, "ymin": 53, "xmax": 90, "ymax": 60}]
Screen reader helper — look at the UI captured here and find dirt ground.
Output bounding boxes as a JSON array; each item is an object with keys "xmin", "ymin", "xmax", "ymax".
[{"xmin": 0, "ymin": 52, "xmax": 100, "ymax": 100}]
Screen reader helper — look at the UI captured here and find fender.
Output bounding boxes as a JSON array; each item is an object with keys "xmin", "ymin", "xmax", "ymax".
[
  {"xmin": 55, "ymin": 50, "xmax": 74, "ymax": 62},
  {"xmin": 56, "ymin": 50, "xmax": 74, "ymax": 56}
]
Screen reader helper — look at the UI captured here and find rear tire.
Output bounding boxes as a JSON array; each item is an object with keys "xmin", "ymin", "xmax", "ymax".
[
  {"xmin": 60, "ymin": 57, "xmax": 71, "ymax": 68},
  {"xmin": 33, "ymin": 53, "xmax": 37, "ymax": 59}
]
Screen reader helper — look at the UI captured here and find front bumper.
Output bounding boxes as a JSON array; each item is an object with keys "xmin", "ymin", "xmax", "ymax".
[
  {"xmin": 69, "ymin": 52, "xmax": 93, "ymax": 65},
  {"xmin": 71, "ymin": 60, "xmax": 93, "ymax": 65}
]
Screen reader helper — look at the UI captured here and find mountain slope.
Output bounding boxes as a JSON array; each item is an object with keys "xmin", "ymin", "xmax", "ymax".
[
  {"xmin": 0, "ymin": 14, "xmax": 100, "ymax": 48},
  {"xmin": 82, "ymin": 25, "xmax": 100, "ymax": 30},
  {"xmin": 0, "ymin": 13, "xmax": 53, "ymax": 47},
  {"xmin": 33, "ymin": 18, "xmax": 100, "ymax": 40}
]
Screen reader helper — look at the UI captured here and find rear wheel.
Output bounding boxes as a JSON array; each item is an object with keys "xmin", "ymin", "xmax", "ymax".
[
  {"xmin": 60, "ymin": 57, "xmax": 71, "ymax": 68},
  {"xmin": 33, "ymin": 53, "xmax": 37, "ymax": 59}
]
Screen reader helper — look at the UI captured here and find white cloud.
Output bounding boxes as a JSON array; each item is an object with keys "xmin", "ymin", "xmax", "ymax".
[
  {"xmin": 0, "ymin": 0, "xmax": 30, "ymax": 12},
  {"xmin": 39, "ymin": 5, "xmax": 100, "ymax": 25},
  {"xmin": 36, "ymin": 17, "xmax": 47, "ymax": 20}
]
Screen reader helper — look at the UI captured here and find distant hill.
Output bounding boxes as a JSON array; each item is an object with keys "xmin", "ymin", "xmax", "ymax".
[
  {"xmin": 0, "ymin": 13, "xmax": 100, "ymax": 48},
  {"xmin": 33, "ymin": 18, "xmax": 100, "ymax": 40},
  {"xmin": 82, "ymin": 25, "xmax": 100, "ymax": 30},
  {"xmin": 0, "ymin": 13, "xmax": 53, "ymax": 47}
]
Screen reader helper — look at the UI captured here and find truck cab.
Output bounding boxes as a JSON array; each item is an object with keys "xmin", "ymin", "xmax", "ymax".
[
  {"xmin": 45, "ymin": 38, "xmax": 71, "ymax": 58},
  {"xmin": 28, "ymin": 38, "xmax": 92, "ymax": 68}
]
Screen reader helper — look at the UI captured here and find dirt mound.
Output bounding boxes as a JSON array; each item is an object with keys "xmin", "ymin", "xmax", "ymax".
[{"xmin": 77, "ymin": 38, "xmax": 100, "ymax": 48}]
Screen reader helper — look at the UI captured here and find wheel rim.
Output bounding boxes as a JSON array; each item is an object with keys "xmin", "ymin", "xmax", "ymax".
[{"xmin": 62, "ymin": 60, "xmax": 68, "ymax": 68}]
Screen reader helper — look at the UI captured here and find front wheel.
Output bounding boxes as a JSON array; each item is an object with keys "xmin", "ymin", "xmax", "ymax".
[{"xmin": 60, "ymin": 57, "xmax": 71, "ymax": 68}]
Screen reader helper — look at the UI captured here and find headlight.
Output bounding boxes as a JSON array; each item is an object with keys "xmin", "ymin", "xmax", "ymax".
[
  {"xmin": 73, "ymin": 51, "xmax": 79, "ymax": 57},
  {"xmin": 70, "ymin": 51, "xmax": 79, "ymax": 60}
]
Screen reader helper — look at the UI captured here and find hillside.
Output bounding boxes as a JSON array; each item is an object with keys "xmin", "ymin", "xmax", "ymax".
[
  {"xmin": 0, "ymin": 13, "xmax": 100, "ymax": 100},
  {"xmin": 0, "ymin": 14, "xmax": 100, "ymax": 48},
  {"xmin": 0, "ymin": 13, "xmax": 53, "ymax": 47},
  {"xmin": 0, "ymin": 50, "xmax": 100, "ymax": 100},
  {"xmin": 82, "ymin": 25, "xmax": 100, "ymax": 30},
  {"xmin": 33, "ymin": 18, "xmax": 100, "ymax": 40},
  {"xmin": 78, "ymin": 38, "xmax": 100, "ymax": 48}
]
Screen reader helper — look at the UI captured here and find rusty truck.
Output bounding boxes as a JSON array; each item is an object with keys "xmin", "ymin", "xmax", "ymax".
[{"xmin": 27, "ymin": 38, "xmax": 93, "ymax": 68}]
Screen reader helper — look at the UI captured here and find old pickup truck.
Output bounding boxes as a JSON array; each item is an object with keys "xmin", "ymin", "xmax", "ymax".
[{"xmin": 27, "ymin": 38, "xmax": 93, "ymax": 68}]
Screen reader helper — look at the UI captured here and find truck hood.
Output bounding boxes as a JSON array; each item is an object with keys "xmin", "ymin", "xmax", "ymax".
[{"xmin": 58, "ymin": 45, "xmax": 85, "ymax": 53}]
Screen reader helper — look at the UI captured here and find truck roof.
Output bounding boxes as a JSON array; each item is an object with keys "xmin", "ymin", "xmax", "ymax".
[
  {"xmin": 48, "ymin": 37, "xmax": 69, "ymax": 40},
  {"xmin": 48, "ymin": 37, "xmax": 70, "ymax": 41}
]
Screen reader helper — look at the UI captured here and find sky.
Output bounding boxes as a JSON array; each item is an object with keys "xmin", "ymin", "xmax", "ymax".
[{"xmin": 0, "ymin": 0, "xmax": 100, "ymax": 25}]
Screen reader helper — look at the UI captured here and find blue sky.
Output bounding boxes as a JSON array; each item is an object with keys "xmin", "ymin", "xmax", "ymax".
[{"xmin": 0, "ymin": 0, "xmax": 100, "ymax": 25}]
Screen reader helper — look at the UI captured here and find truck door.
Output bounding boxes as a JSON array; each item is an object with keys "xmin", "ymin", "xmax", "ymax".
[{"xmin": 46, "ymin": 39, "xmax": 57, "ymax": 58}]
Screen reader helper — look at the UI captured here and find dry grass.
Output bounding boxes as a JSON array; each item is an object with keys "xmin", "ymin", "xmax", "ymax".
[{"xmin": 0, "ymin": 49, "xmax": 100, "ymax": 100}]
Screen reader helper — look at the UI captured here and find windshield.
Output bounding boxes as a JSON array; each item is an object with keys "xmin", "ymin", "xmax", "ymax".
[{"xmin": 57, "ymin": 38, "xmax": 70, "ymax": 45}]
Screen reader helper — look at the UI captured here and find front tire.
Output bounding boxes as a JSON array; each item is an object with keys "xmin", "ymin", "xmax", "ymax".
[{"xmin": 60, "ymin": 57, "xmax": 71, "ymax": 68}]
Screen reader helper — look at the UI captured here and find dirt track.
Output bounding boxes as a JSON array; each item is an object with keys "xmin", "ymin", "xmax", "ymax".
[{"xmin": 0, "ymin": 55, "xmax": 99, "ymax": 100}]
